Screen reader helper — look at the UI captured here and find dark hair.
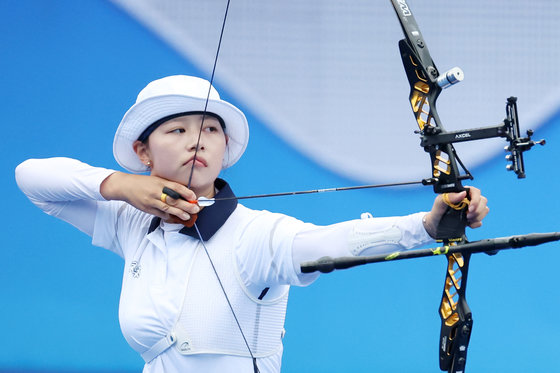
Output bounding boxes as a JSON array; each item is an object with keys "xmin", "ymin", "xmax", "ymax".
[{"xmin": 137, "ymin": 111, "xmax": 226, "ymax": 143}]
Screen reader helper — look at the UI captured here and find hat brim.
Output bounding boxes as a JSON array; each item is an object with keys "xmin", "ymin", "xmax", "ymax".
[{"xmin": 113, "ymin": 94, "xmax": 249, "ymax": 173}]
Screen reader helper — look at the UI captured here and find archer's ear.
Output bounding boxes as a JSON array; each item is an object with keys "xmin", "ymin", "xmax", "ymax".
[{"xmin": 133, "ymin": 140, "xmax": 152, "ymax": 167}]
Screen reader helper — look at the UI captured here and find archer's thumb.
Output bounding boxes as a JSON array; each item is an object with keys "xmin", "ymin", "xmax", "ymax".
[{"xmin": 445, "ymin": 190, "xmax": 467, "ymax": 204}]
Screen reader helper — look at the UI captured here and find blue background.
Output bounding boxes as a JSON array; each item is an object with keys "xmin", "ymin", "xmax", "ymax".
[{"xmin": 2, "ymin": 1, "xmax": 559, "ymax": 372}]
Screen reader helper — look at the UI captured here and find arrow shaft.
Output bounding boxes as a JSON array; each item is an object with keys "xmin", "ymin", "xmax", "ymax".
[{"xmin": 210, "ymin": 179, "xmax": 425, "ymax": 204}]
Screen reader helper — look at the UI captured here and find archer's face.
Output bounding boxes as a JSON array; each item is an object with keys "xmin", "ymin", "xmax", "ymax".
[{"xmin": 139, "ymin": 114, "xmax": 227, "ymax": 197}]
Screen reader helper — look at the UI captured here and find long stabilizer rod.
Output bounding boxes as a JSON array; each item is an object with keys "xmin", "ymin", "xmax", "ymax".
[{"xmin": 300, "ymin": 232, "xmax": 560, "ymax": 274}]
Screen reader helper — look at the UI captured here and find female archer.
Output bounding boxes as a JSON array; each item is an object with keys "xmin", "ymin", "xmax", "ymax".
[{"xmin": 15, "ymin": 75, "xmax": 489, "ymax": 373}]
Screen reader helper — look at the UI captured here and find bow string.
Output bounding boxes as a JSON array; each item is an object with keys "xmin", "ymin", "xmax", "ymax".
[{"xmin": 183, "ymin": 1, "xmax": 261, "ymax": 372}]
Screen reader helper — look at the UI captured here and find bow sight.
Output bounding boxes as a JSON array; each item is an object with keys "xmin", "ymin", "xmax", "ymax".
[{"xmin": 418, "ymin": 97, "xmax": 545, "ymax": 184}]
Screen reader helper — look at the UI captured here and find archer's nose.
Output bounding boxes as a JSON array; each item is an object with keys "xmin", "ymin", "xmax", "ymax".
[{"xmin": 187, "ymin": 136, "xmax": 204, "ymax": 152}]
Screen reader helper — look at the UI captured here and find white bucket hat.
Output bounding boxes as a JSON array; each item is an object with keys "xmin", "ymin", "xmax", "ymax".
[{"xmin": 113, "ymin": 75, "xmax": 249, "ymax": 173}]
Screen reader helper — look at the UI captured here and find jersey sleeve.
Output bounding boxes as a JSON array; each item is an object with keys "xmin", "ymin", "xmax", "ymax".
[
  {"xmin": 15, "ymin": 157, "xmax": 127, "ymax": 256},
  {"xmin": 236, "ymin": 209, "xmax": 434, "ymax": 289},
  {"xmin": 291, "ymin": 212, "xmax": 434, "ymax": 282},
  {"xmin": 235, "ymin": 210, "xmax": 316, "ymax": 288}
]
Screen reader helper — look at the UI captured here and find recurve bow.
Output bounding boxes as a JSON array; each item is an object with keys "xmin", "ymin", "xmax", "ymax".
[{"xmin": 301, "ymin": 1, "xmax": 551, "ymax": 372}]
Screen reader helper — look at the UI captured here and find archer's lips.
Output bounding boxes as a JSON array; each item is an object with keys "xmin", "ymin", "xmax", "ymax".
[{"xmin": 184, "ymin": 156, "xmax": 207, "ymax": 167}]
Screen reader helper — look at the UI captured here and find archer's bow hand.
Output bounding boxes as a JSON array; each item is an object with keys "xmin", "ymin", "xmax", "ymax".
[{"xmin": 423, "ymin": 186, "xmax": 489, "ymax": 239}]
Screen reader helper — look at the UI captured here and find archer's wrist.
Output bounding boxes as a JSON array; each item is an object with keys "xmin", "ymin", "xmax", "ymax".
[
  {"xmin": 422, "ymin": 213, "xmax": 437, "ymax": 239},
  {"xmin": 100, "ymin": 171, "xmax": 128, "ymax": 201}
]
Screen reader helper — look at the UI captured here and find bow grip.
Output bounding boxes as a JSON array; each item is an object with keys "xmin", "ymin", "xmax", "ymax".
[{"xmin": 435, "ymin": 188, "xmax": 470, "ymax": 242}]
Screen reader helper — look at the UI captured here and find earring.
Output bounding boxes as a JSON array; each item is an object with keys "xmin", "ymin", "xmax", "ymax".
[{"xmin": 146, "ymin": 161, "xmax": 152, "ymax": 168}]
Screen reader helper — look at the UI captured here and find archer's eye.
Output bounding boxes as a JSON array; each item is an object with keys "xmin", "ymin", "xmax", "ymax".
[
  {"xmin": 204, "ymin": 125, "xmax": 219, "ymax": 133},
  {"xmin": 169, "ymin": 128, "xmax": 185, "ymax": 134}
]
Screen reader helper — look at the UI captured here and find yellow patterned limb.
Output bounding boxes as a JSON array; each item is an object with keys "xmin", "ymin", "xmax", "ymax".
[
  {"xmin": 442, "ymin": 192, "xmax": 469, "ymax": 211},
  {"xmin": 440, "ymin": 253, "xmax": 465, "ymax": 326}
]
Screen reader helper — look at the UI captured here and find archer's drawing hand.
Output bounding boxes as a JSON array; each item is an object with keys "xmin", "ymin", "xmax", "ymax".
[
  {"xmin": 423, "ymin": 186, "xmax": 489, "ymax": 238},
  {"xmin": 100, "ymin": 172, "xmax": 200, "ymax": 222}
]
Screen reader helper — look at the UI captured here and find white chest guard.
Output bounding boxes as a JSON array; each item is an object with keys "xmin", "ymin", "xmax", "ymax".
[{"xmin": 141, "ymin": 206, "xmax": 290, "ymax": 363}]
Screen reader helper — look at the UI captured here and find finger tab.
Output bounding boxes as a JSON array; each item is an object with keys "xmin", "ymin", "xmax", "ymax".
[{"xmin": 185, "ymin": 214, "xmax": 197, "ymax": 227}]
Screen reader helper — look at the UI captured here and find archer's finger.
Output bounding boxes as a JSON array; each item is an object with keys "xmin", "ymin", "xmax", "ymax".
[
  {"xmin": 463, "ymin": 186, "xmax": 488, "ymax": 219},
  {"xmin": 467, "ymin": 200, "xmax": 489, "ymax": 222},
  {"xmin": 145, "ymin": 206, "xmax": 171, "ymax": 222},
  {"xmin": 468, "ymin": 221, "xmax": 483, "ymax": 229},
  {"xmin": 161, "ymin": 186, "xmax": 200, "ymax": 214},
  {"xmin": 166, "ymin": 184, "xmax": 197, "ymax": 202},
  {"xmin": 464, "ymin": 186, "xmax": 482, "ymax": 213},
  {"xmin": 166, "ymin": 195, "xmax": 200, "ymax": 215},
  {"xmin": 158, "ymin": 201, "xmax": 191, "ymax": 221}
]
